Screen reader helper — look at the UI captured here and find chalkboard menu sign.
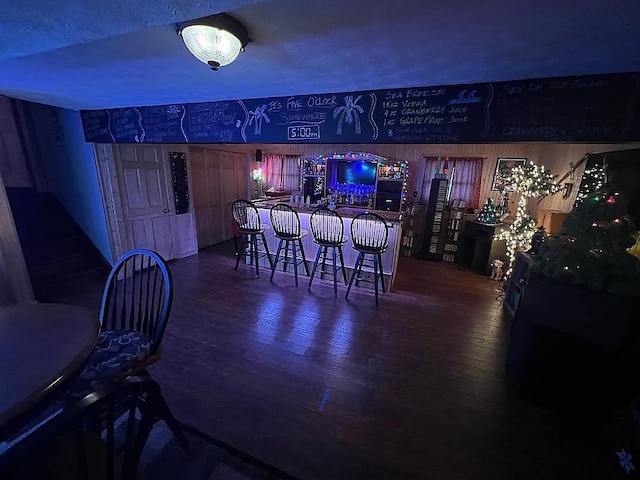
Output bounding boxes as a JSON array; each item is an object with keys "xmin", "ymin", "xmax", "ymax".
[
  {"xmin": 81, "ymin": 72, "xmax": 640, "ymax": 144},
  {"xmin": 170, "ymin": 152, "xmax": 189, "ymax": 215}
]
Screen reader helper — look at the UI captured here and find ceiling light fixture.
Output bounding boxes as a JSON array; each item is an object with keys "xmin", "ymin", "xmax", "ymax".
[{"xmin": 177, "ymin": 13, "xmax": 250, "ymax": 71}]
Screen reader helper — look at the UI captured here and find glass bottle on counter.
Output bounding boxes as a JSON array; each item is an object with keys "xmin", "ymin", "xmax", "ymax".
[{"xmin": 328, "ymin": 184, "xmax": 375, "ymax": 207}]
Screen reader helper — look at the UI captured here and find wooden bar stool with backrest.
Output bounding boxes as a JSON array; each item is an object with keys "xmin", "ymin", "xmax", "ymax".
[
  {"xmin": 269, "ymin": 203, "xmax": 310, "ymax": 286},
  {"xmin": 345, "ymin": 212, "xmax": 389, "ymax": 306},
  {"xmin": 231, "ymin": 199, "xmax": 273, "ymax": 277},
  {"xmin": 308, "ymin": 207, "xmax": 349, "ymax": 297}
]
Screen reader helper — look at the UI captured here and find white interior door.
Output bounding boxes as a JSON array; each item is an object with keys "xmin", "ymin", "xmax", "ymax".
[{"xmin": 114, "ymin": 145, "xmax": 175, "ymax": 260}]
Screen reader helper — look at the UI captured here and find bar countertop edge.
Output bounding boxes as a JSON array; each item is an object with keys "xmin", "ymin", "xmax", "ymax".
[{"xmin": 252, "ymin": 198, "xmax": 403, "ymax": 223}]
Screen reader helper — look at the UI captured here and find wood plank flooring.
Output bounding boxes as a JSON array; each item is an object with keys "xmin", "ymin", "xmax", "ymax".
[{"xmin": 41, "ymin": 243, "xmax": 609, "ymax": 479}]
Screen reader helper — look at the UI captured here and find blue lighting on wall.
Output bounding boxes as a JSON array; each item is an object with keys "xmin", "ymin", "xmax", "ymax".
[{"xmin": 337, "ymin": 161, "xmax": 376, "ymax": 185}]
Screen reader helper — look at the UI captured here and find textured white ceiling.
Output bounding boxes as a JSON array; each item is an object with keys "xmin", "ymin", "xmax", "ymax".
[{"xmin": 1, "ymin": 0, "xmax": 639, "ymax": 110}]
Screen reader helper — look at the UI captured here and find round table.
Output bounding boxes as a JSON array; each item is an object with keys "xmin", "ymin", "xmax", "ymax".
[{"xmin": 0, "ymin": 303, "xmax": 99, "ymax": 436}]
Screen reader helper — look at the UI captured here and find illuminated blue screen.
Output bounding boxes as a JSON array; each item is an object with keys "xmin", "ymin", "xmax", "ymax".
[{"xmin": 337, "ymin": 161, "xmax": 376, "ymax": 185}]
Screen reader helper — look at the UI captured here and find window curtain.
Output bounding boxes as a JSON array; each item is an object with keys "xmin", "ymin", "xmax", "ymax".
[
  {"xmin": 262, "ymin": 154, "xmax": 300, "ymax": 192},
  {"xmin": 282, "ymin": 156, "xmax": 301, "ymax": 191},
  {"xmin": 421, "ymin": 157, "xmax": 483, "ymax": 209},
  {"xmin": 263, "ymin": 154, "xmax": 284, "ymax": 191}
]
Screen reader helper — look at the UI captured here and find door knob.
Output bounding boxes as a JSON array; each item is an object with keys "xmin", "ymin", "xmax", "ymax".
[{"xmin": 164, "ymin": 208, "xmax": 170, "ymax": 213}]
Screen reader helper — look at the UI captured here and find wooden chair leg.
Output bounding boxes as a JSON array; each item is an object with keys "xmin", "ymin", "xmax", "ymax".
[
  {"xmin": 74, "ymin": 427, "xmax": 89, "ymax": 480},
  {"xmin": 151, "ymin": 394, "xmax": 190, "ymax": 453},
  {"xmin": 235, "ymin": 235, "xmax": 248, "ymax": 271},
  {"xmin": 270, "ymin": 239, "xmax": 284, "ymax": 282},
  {"xmin": 345, "ymin": 252, "xmax": 364, "ymax": 299},
  {"xmin": 338, "ymin": 246, "xmax": 348, "ymax": 284},
  {"xmin": 260, "ymin": 232, "xmax": 273, "ymax": 269},
  {"xmin": 308, "ymin": 246, "xmax": 323, "ymax": 290},
  {"xmin": 378, "ymin": 253, "xmax": 386, "ymax": 293},
  {"xmin": 332, "ymin": 246, "xmax": 338, "ymax": 297},
  {"xmin": 96, "ymin": 401, "xmax": 115, "ymax": 480},
  {"xmin": 252, "ymin": 235, "xmax": 260, "ymax": 277},
  {"xmin": 321, "ymin": 247, "xmax": 329, "ymax": 278},
  {"xmin": 292, "ymin": 240, "xmax": 299, "ymax": 286},
  {"xmin": 373, "ymin": 254, "xmax": 379, "ymax": 306},
  {"xmin": 282, "ymin": 240, "xmax": 290, "ymax": 272},
  {"xmin": 298, "ymin": 239, "xmax": 310, "ymax": 276}
]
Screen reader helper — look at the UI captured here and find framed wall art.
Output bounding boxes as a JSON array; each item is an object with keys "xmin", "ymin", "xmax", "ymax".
[{"xmin": 492, "ymin": 157, "xmax": 527, "ymax": 191}]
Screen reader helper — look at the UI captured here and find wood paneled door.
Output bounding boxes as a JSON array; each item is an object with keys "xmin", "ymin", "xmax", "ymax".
[
  {"xmin": 190, "ymin": 147, "xmax": 248, "ymax": 249},
  {"xmin": 112, "ymin": 145, "xmax": 175, "ymax": 260}
]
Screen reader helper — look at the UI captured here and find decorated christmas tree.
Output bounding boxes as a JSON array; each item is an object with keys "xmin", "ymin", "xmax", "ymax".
[
  {"xmin": 530, "ymin": 183, "xmax": 640, "ymax": 296},
  {"xmin": 476, "ymin": 197, "xmax": 499, "ymax": 224}
]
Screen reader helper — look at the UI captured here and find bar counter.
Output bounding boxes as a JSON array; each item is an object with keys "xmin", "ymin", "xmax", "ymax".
[{"xmin": 252, "ymin": 199, "xmax": 403, "ymax": 289}]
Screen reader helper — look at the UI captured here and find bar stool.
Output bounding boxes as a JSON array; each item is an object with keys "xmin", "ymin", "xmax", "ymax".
[
  {"xmin": 231, "ymin": 199, "xmax": 273, "ymax": 277},
  {"xmin": 269, "ymin": 203, "xmax": 310, "ymax": 286},
  {"xmin": 345, "ymin": 212, "xmax": 389, "ymax": 306},
  {"xmin": 308, "ymin": 208, "xmax": 349, "ymax": 297}
]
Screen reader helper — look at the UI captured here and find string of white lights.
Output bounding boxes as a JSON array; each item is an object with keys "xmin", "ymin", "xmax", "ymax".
[{"xmin": 494, "ymin": 162, "xmax": 559, "ymax": 277}]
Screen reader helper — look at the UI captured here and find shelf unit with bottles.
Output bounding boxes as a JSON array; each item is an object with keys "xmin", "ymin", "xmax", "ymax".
[
  {"xmin": 324, "ymin": 154, "xmax": 377, "ymax": 208},
  {"xmin": 301, "ymin": 158, "xmax": 326, "ymax": 204},
  {"xmin": 375, "ymin": 161, "xmax": 408, "ymax": 212}
]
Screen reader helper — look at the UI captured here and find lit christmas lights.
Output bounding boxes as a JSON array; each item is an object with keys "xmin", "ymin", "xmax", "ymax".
[
  {"xmin": 494, "ymin": 161, "xmax": 559, "ymax": 277},
  {"xmin": 494, "ymin": 194, "xmax": 537, "ymax": 276},
  {"xmin": 476, "ymin": 197, "xmax": 499, "ymax": 224},
  {"xmin": 376, "ymin": 160, "xmax": 410, "ymax": 210},
  {"xmin": 574, "ymin": 164, "xmax": 605, "ymax": 208},
  {"xmin": 317, "ymin": 151, "xmax": 387, "ymax": 163},
  {"xmin": 401, "ymin": 163, "xmax": 409, "ymax": 210}
]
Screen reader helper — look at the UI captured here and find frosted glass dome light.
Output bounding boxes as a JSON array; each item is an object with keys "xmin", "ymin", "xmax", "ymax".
[{"xmin": 178, "ymin": 14, "xmax": 250, "ymax": 71}]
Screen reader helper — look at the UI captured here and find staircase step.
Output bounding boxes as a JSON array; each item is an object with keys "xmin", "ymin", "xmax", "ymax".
[
  {"xmin": 7, "ymin": 188, "xmax": 86, "ymax": 247},
  {"xmin": 22, "ymin": 236, "xmax": 90, "ymax": 268},
  {"xmin": 28, "ymin": 251, "xmax": 102, "ymax": 283},
  {"xmin": 31, "ymin": 266, "xmax": 109, "ymax": 304},
  {"xmin": 7, "ymin": 187, "xmax": 108, "ymax": 289}
]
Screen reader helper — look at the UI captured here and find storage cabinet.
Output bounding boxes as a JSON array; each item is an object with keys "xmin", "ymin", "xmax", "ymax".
[
  {"xmin": 301, "ymin": 158, "xmax": 325, "ymax": 203},
  {"xmin": 505, "ymin": 271, "xmax": 639, "ymax": 412},
  {"xmin": 375, "ymin": 162, "xmax": 406, "ymax": 212},
  {"xmin": 456, "ymin": 220, "xmax": 506, "ymax": 275}
]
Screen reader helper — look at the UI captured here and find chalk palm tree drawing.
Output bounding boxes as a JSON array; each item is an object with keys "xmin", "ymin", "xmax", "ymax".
[
  {"xmin": 248, "ymin": 104, "xmax": 270, "ymax": 135},
  {"xmin": 333, "ymin": 95, "xmax": 364, "ymax": 135}
]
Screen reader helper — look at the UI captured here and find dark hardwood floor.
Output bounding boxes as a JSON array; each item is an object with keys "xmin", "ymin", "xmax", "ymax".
[{"xmin": 41, "ymin": 242, "xmax": 609, "ymax": 479}]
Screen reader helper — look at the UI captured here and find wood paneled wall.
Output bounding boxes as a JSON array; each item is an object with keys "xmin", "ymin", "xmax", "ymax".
[
  {"xmin": 194, "ymin": 141, "xmax": 640, "ymax": 223},
  {"xmin": 530, "ymin": 143, "xmax": 640, "ymax": 217},
  {"xmin": 227, "ymin": 143, "xmax": 535, "ymax": 209}
]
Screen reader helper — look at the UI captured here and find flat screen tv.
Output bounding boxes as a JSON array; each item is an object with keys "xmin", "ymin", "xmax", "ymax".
[{"xmin": 337, "ymin": 161, "xmax": 377, "ymax": 185}]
